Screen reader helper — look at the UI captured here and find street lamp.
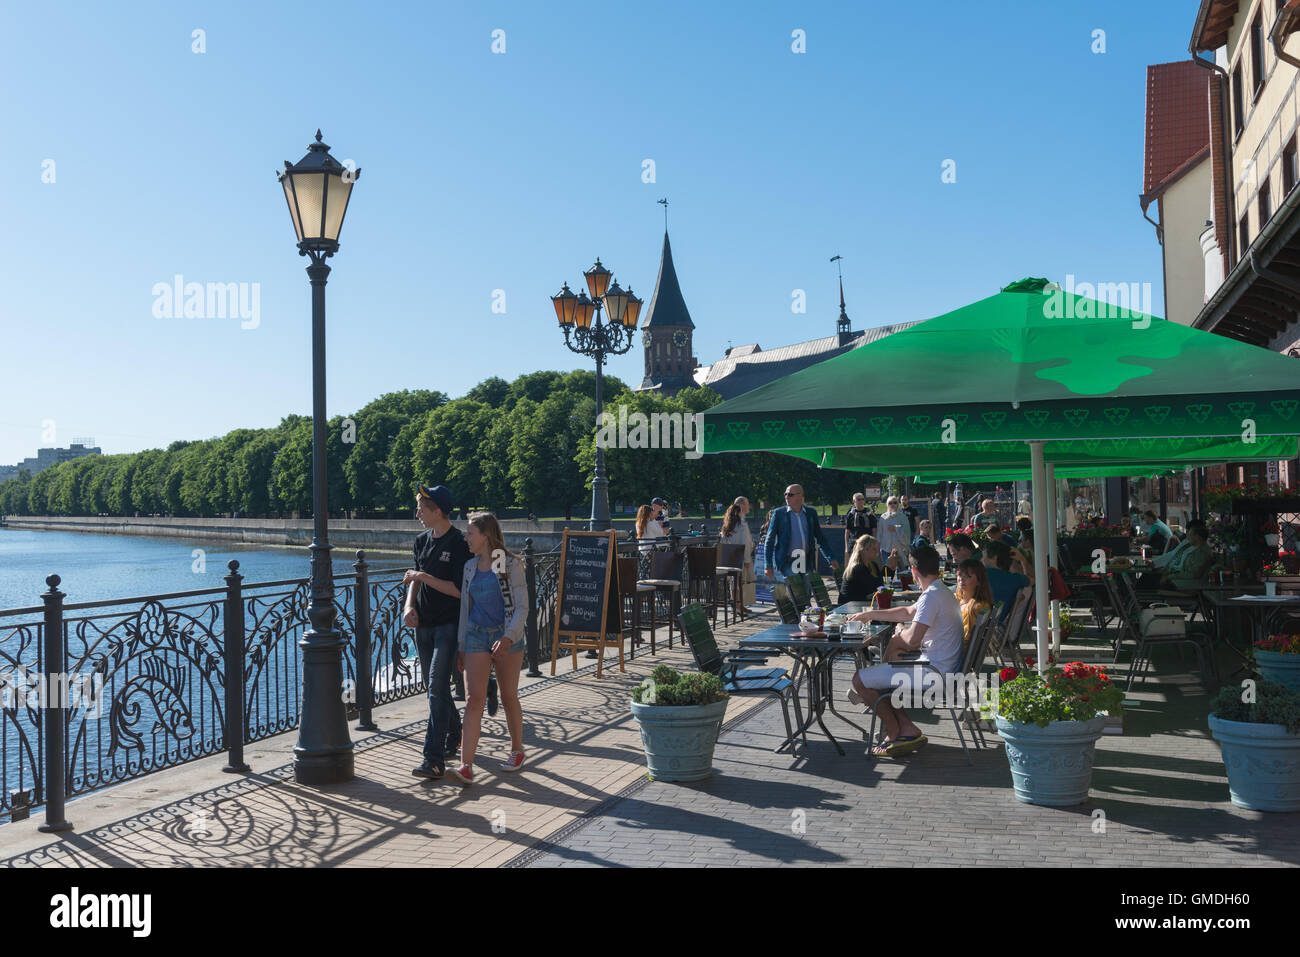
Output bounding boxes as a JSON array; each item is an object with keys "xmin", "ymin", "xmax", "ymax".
[
  {"xmin": 278, "ymin": 130, "xmax": 359, "ymax": 785},
  {"xmin": 551, "ymin": 259, "xmax": 642, "ymax": 530}
]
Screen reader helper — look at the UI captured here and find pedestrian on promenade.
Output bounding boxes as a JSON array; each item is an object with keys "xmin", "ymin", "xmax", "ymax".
[
  {"xmin": 719, "ymin": 496, "xmax": 755, "ymax": 605},
  {"xmin": 899, "ymin": 495, "xmax": 920, "ymax": 535},
  {"xmin": 844, "ymin": 492, "xmax": 877, "ymax": 554},
  {"xmin": 636, "ymin": 504, "xmax": 668, "ymax": 552},
  {"xmin": 651, "ymin": 497, "xmax": 673, "ymax": 535},
  {"xmin": 875, "ymin": 495, "xmax": 912, "ymax": 566},
  {"xmin": 764, "ymin": 484, "xmax": 839, "ymax": 580},
  {"xmin": 405, "ymin": 483, "xmax": 471, "ymax": 779},
  {"xmin": 449, "ymin": 511, "xmax": 529, "ymax": 785}
]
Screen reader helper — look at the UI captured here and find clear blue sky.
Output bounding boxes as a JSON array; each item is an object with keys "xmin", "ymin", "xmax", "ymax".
[{"xmin": 0, "ymin": 0, "xmax": 1199, "ymax": 465}]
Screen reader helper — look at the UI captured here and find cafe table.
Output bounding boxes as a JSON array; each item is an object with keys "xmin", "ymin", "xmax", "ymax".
[
  {"xmin": 1204, "ymin": 592, "xmax": 1300, "ymax": 670},
  {"xmin": 738, "ymin": 600, "xmax": 897, "ymax": 755}
]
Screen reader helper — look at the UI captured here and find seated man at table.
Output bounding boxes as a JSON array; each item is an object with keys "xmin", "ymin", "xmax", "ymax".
[
  {"xmin": 1136, "ymin": 520, "xmax": 1212, "ymax": 590},
  {"xmin": 983, "ymin": 539, "xmax": 1033, "ymax": 621},
  {"xmin": 844, "ymin": 545, "xmax": 965, "ymax": 757}
]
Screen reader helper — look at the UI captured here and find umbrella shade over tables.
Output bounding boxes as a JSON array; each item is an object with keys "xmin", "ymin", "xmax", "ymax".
[{"xmin": 699, "ymin": 278, "xmax": 1300, "ymax": 672}]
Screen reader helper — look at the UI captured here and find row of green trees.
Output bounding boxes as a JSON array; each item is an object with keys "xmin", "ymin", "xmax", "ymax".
[{"xmin": 0, "ymin": 371, "xmax": 869, "ymax": 519}]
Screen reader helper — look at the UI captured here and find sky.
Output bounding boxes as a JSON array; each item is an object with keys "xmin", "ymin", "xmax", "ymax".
[{"xmin": 0, "ymin": 0, "xmax": 1202, "ymax": 466}]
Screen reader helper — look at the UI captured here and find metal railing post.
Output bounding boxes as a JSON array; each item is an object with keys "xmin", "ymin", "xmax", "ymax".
[
  {"xmin": 222, "ymin": 561, "xmax": 250, "ymax": 773},
  {"xmin": 353, "ymin": 550, "xmax": 377, "ymax": 730},
  {"xmin": 523, "ymin": 538, "xmax": 542, "ymax": 677},
  {"xmin": 39, "ymin": 574, "xmax": 72, "ymax": 832}
]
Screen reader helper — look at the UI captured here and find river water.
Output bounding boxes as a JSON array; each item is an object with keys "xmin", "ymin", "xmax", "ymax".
[{"xmin": 0, "ymin": 528, "xmax": 410, "ymax": 612}]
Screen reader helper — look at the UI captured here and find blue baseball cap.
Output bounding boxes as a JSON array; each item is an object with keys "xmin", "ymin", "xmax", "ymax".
[{"xmin": 416, "ymin": 483, "xmax": 453, "ymax": 516}]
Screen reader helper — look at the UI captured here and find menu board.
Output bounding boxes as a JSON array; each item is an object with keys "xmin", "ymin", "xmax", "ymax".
[{"xmin": 550, "ymin": 529, "xmax": 623, "ymax": 678}]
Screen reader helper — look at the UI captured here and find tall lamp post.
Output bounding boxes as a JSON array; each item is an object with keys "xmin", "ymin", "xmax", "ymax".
[
  {"xmin": 278, "ymin": 130, "xmax": 359, "ymax": 785},
  {"xmin": 551, "ymin": 260, "xmax": 642, "ymax": 530}
]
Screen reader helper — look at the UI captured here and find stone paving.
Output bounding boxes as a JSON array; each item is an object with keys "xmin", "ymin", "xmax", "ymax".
[
  {"xmin": 3, "ymin": 601, "xmax": 1296, "ymax": 868},
  {"xmin": 0, "ymin": 614, "xmax": 767, "ymax": 868},
  {"xmin": 526, "ymin": 642, "xmax": 1300, "ymax": 868}
]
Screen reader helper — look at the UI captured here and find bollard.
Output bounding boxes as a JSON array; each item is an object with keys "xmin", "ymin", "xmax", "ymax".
[
  {"xmin": 39, "ymin": 575, "xmax": 72, "ymax": 832},
  {"xmin": 523, "ymin": 538, "xmax": 542, "ymax": 677},
  {"xmin": 222, "ymin": 561, "xmax": 251, "ymax": 773},
  {"xmin": 353, "ymin": 550, "xmax": 377, "ymax": 730}
]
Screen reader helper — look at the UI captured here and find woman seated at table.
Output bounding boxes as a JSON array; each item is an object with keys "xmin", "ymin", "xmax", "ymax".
[
  {"xmin": 844, "ymin": 546, "xmax": 966, "ymax": 758},
  {"xmin": 912, "ymin": 519, "xmax": 933, "ymax": 551},
  {"xmin": 955, "ymin": 558, "xmax": 993, "ymax": 644},
  {"xmin": 840, "ymin": 534, "xmax": 898, "ymax": 602}
]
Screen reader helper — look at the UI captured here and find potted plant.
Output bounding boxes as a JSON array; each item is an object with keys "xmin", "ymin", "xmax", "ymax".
[
  {"xmin": 1208, "ymin": 679, "xmax": 1300, "ymax": 811},
  {"xmin": 630, "ymin": 664, "xmax": 729, "ymax": 782},
  {"xmin": 994, "ymin": 662, "xmax": 1124, "ymax": 806},
  {"xmin": 1253, "ymin": 634, "xmax": 1300, "ymax": 692}
]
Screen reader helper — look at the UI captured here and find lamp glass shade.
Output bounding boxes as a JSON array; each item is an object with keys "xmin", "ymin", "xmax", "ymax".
[
  {"xmin": 584, "ymin": 260, "xmax": 611, "ymax": 299},
  {"xmin": 552, "ymin": 284, "xmax": 577, "ymax": 325},
  {"xmin": 321, "ymin": 174, "xmax": 354, "ymax": 242},
  {"xmin": 603, "ymin": 281, "xmax": 629, "ymax": 324},
  {"xmin": 624, "ymin": 291, "xmax": 643, "ymax": 328},
  {"xmin": 289, "ymin": 171, "xmax": 327, "ymax": 242},
  {"xmin": 282, "ymin": 177, "xmax": 304, "ymax": 243},
  {"xmin": 574, "ymin": 292, "xmax": 595, "ymax": 329}
]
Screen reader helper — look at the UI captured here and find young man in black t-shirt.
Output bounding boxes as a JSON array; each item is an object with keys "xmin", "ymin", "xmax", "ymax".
[
  {"xmin": 404, "ymin": 483, "xmax": 472, "ymax": 779},
  {"xmin": 844, "ymin": 492, "xmax": 877, "ymax": 552}
]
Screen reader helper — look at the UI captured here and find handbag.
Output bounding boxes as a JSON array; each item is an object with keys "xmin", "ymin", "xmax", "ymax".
[
  {"xmin": 1047, "ymin": 566, "xmax": 1071, "ymax": 601},
  {"xmin": 1138, "ymin": 603, "xmax": 1185, "ymax": 638}
]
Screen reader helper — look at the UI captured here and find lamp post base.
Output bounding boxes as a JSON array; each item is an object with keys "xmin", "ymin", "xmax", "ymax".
[{"xmin": 292, "ymin": 747, "xmax": 356, "ymax": 785}]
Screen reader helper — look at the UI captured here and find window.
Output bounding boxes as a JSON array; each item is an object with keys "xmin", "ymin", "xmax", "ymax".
[
  {"xmin": 1232, "ymin": 64, "xmax": 1245, "ymax": 136},
  {"xmin": 1259, "ymin": 175, "xmax": 1272, "ymax": 224},
  {"xmin": 1240, "ymin": 213, "xmax": 1251, "ymax": 258},
  {"xmin": 1251, "ymin": 12, "xmax": 1265, "ymax": 96},
  {"xmin": 1284, "ymin": 137, "xmax": 1298, "ymax": 194}
]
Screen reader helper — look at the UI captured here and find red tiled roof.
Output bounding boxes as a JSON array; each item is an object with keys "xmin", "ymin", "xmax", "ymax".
[{"xmin": 1143, "ymin": 60, "xmax": 1211, "ymax": 200}]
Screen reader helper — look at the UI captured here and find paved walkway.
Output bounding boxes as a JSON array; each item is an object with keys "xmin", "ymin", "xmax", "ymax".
[
  {"xmin": 0, "ymin": 615, "xmax": 767, "ymax": 868},
  {"xmin": 3, "ymin": 604, "xmax": 1295, "ymax": 868},
  {"xmin": 526, "ymin": 642, "xmax": 1300, "ymax": 867}
]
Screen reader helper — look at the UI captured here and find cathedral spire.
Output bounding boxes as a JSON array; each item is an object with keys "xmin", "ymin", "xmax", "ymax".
[
  {"xmin": 642, "ymin": 229, "xmax": 695, "ymax": 329},
  {"xmin": 832, "ymin": 254, "xmax": 850, "ymax": 336}
]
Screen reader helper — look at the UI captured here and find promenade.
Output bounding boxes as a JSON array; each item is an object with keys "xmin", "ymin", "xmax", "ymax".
[{"xmin": 1, "ymin": 608, "xmax": 1295, "ymax": 869}]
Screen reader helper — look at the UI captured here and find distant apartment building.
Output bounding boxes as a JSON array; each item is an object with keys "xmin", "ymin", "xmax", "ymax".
[
  {"xmin": 0, "ymin": 441, "xmax": 102, "ymax": 480},
  {"xmin": 1143, "ymin": 1, "xmax": 1300, "ymax": 489}
]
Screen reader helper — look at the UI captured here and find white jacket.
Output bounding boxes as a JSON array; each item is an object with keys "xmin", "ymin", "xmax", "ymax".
[{"xmin": 456, "ymin": 551, "xmax": 529, "ymax": 652}]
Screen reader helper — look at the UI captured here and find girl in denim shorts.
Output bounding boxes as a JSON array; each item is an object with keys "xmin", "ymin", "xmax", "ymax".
[{"xmin": 449, "ymin": 512, "xmax": 528, "ymax": 785}]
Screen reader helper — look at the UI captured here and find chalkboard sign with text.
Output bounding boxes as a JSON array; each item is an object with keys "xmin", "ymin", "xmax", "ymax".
[{"xmin": 550, "ymin": 529, "xmax": 624, "ymax": 677}]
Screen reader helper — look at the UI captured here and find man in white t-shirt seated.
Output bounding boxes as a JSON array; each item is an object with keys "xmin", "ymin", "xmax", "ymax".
[{"xmin": 845, "ymin": 544, "xmax": 965, "ymax": 758}]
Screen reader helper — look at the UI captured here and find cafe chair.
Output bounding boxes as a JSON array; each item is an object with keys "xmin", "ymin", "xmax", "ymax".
[
  {"xmin": 804, "ymin": 572, "xmax": 834, "ymax": 611},
  {"xmin": 617, "ymin": 556, "xmax": 657, "ymax": 659},
  {"xmin": 772, "ymin": 582, "xmax": 801, "ymax": 625},
  {"xmin": 860, "ymin": 608, "xmax": 997, "ymax": 766},
  {"xmin": 784, "ymin": 573, "xmax": 812, "ymax": 613},
  {"xmin": 638, "ymin": 549, "xmax": 685, "ymax": 649},
  {"xmin": 678, "ymin": 602, "xmax": 804, "ymax": 752}
]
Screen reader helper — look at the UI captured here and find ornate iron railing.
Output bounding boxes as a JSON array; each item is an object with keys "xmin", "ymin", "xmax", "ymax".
[{"xmin": 1, "ymin": 531, "xmax": 730, "ymax": 827}]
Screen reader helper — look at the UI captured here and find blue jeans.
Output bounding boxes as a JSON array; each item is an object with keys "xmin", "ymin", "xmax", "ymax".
[{"xmin": 415, "ymin": 623, "xmax": 461, "ymax": 764}]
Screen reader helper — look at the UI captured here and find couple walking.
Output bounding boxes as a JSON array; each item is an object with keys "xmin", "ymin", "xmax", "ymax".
[{"xmin": 402, "ymin": 483, "xmax": 527, "ymax": 785}]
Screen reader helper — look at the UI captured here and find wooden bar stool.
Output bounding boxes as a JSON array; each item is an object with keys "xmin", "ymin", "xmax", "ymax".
[
  {"xmin": 617, "ymin": 556, "xmax": 657, "ymax": 657},
  {"xmin": 716, "ymin": 543, "xmax": 746, "ymax": 623},
  {"xmin": 638, "ymin": 549, "xmax": 684, "ymax": 648},
  {"xmin": 686, "ymin": 545, "xmax": 726, "ymax": 627}
]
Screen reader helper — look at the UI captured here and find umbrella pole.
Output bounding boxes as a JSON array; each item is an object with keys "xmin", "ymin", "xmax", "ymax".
[
  {"xmin": 1045, "ymin": 464, "xmax": 1061, "ymax": 658},
  {"xmin": 1029, "ymin": 441, "xmax": 1051, "ymax": 675}
]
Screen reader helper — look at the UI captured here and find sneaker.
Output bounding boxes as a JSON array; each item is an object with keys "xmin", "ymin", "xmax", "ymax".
[
  {"xmin": 846, "ymin": 689, "xmax": 865, "ymax": 707},
  {"xmin": 487, "ymin": 677, "xmax": 499, "ymax": 717},
  {"xmin": 412, "ymin": 761, "xmax": 444, "ymax": 779},
  {"xmin": 499, "ymin": 751, "xmax": 525, "ymax": 773},
  {"xmin": 449, "ymin": 763, "xmax": 473, "ymax": 785}
]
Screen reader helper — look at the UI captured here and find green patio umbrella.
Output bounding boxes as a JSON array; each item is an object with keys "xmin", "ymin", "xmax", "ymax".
[{"xmin": 699, "ymin": 278, "xmax": 1300, "ymax": 672}]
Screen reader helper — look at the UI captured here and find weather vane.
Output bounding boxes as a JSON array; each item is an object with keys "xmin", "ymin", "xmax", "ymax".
[{"xmin": 658, "ymin": 197, "xmax": 668, "ymax": 229}]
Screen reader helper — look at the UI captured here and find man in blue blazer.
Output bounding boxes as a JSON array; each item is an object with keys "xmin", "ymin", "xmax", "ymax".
[{"xmin": 764, "ymin": 484, "xmax": 839, "ymax": 580}]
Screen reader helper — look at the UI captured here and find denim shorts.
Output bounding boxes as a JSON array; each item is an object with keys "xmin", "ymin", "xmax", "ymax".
[{"xmin": 464, "ymin": 625, "xmax": 522, "ymax": 655}]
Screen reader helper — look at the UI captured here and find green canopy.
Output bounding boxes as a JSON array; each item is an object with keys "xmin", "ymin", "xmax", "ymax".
[
  {"xmin": 700, "ymin": 277, "xmax": 1300, "ymax": 674},
  {"xmin": 698, "ymin": 278, "xmax": 1300, "ymax": 469}
]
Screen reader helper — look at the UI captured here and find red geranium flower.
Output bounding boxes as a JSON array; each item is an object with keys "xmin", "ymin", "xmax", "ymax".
[{"xmin": 999, "ymin": 667, "xmax": 1019, "ymax": 682}]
